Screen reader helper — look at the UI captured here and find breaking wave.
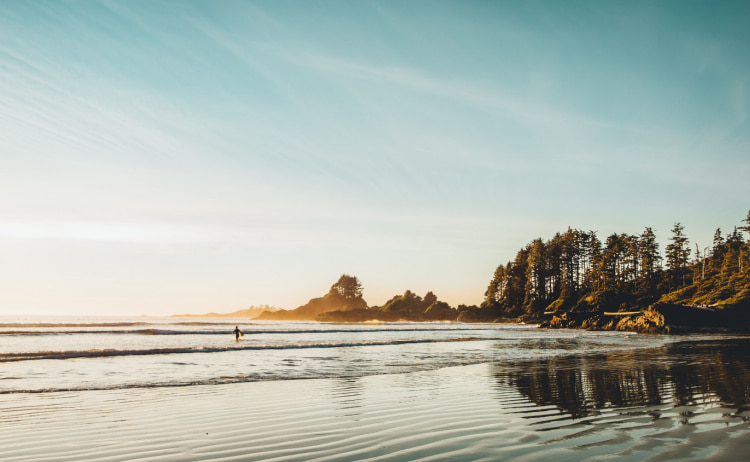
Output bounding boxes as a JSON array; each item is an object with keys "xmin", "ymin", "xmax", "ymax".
[{"xmin": 0, "ymin": 336, "xmax": 490, "ymax": 362}]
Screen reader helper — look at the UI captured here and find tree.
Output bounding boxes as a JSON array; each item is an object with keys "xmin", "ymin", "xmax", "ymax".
[
  {"xmin": 740, "ymin": 211, "xmax": 750, "ymax": 274},
  {"xmin": 622, "ymin": 234, "xmax": 640, "ymax": 291},
  {"xmin": 329, "ymin": 274, "xmax": 363, "ymax": 300},
  {"xmin": 740, "ymin": 210, "xmax": 750, "ymax": 238},
  {"xmin": 723, "ymin": 227, "xmax": 745, "ymax": 274},
  {"xmin": 580, "ymin": 231, "xmax": 601, "ymax": 293},
  {"xmin": 423, "ymin": 291, "xmax": 438, "ymax": 306},
  {"xmin": 504, "ymin": 249, "xmax": 529, "ymax": 315},
  {"xmin": 711, "ymin": 228, "xmax": 725, "ymax": 274},
  {"xmin": 483, "ymin": 264, "xmax": 508, "ymax": 308},
  {"xmin": 598, "ymin": 233, "xmax": 640, "ymax": 292},
  {"xmin": 524, "ymin": 239, "xmax": 547, "ymax": 312},
  {"xmin": 665, "ymin": 223, "xmax": 691, "ymax": 288},
  {"xmin": 637, "ymin": 227, "xmax": 661, "ymax": 294},
  {"xmin": 558, "ymin": 229, "xmax": 581, "ymax": 300}
]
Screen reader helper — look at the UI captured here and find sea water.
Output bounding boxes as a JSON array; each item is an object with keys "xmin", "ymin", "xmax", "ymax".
[
  {"xmin": 1, "ymin": 316, "xmax": 672, "ymax": 394},
  {"xmin": 4, "ymin": 316, "xmax": 750, "ymax": 460}
]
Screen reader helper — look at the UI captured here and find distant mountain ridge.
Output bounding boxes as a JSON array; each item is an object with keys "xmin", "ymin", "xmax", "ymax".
[{"xmin": 173, "ymin": 306, "xmax": 280, "ymax": 318}]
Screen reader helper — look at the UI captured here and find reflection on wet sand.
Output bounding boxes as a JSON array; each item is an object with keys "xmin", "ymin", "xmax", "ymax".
[
  {"xmin": 492, "ymin": 338, "xmax": 750, "ymax": 420},
  {"xmin": 330, "ymin": 377, "xmax": 365, "ymax": 418},
  {"xmin": 487, "ymin": 338, "xmax": 750, "ymax": 460}
]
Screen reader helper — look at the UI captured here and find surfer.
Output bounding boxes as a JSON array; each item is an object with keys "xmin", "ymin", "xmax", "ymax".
[{"xmin": 233, "ymin": 325, "xmax": 242, "ymax": 341}]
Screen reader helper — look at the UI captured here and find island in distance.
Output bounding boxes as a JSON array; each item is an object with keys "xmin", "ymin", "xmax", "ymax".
[
  {"xmin": 255, "ymin": 274, "xmax": 468, "ymax": 323},
  {"xmin": 197, "ymin": 211, "xmax": 750, "ymax": 334}
]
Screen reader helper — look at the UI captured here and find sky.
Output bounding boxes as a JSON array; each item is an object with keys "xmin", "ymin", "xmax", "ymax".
[{"xmin": 1, "ymin": 0, "xmax": 749, "ymax": 316}]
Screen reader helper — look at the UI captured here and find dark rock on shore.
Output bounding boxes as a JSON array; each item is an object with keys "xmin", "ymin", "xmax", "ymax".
[{"xmin": 540, "ymin": 301, "xmax": 750, "ymax": 334}]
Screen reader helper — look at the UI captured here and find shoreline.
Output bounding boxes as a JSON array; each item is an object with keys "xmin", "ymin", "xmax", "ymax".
[{"xmin": 316, "ymin": 301, "xmax": 750, "ymax": 334}]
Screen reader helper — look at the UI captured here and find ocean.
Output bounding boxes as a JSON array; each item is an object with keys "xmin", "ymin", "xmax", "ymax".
[
  {"xmin": 2, "ymin": 316, "xmax": 750, "ymax": 460},
  {"xmin": 1, "ymin": 316, "xmax": 671, "ymax": 394}
]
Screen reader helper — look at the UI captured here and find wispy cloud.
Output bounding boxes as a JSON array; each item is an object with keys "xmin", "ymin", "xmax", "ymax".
[
  {"xmin": 1, "ymin": 0, "xmax": 748, "ymax": 314},
  {"xmin": 293, "ymin": 50, "xmax": 672, "ymax": 140},
  {"xmin": 0, "ymin": 222, "xmax": 216, "ymax": 244}
]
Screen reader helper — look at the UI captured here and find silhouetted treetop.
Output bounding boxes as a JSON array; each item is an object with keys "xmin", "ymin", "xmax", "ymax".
[{"xmin": 329, "ymin": 274, "xmax": 363, "ymax": 300}]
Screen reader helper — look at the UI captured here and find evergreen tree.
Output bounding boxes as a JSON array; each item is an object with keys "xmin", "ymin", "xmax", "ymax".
[
  {"xmin": 504, "ymin": 248, "xmax": 529, "ymax": 315},
  {"xmin": 580, "ymin": 231, "xmax": 601, "ymax": 293},
  {"xmin": 595, "ymin": 234, "xmax": 631, "ymax": 292},
  {"xmin": 329, "ymin": 274, "xmax": 363, "ymax": 300},
  {"xmin": 723, "ymin": 227, "xmax": 745, "ymax": 274},
  {"xmin": 740, "ymin": 211, "xmax": 750, "ymax": 274},
  {"xmin": 558, "ymin": 229, "xmax": 580, "ymax": 300},
  {"xmin": 740, "ymin": 210, "xmax": 750, "ymax": 238},
  {"xmin": 423, "ymin": 291, "xmax": 438, "ymax": 306},
  {"xmin": 545, "ymin": 233, "xmax": 564, "ymax": 301},
  {"xmin": 483, "ymin": 264, "xmax": 508, "ymax": 308},
  {"xmin": 524, "ymin": 239, "xmax": 547, "ymax": 312},
  {"xmin": 711, "ymin": 228, "xmax": 725, "ymax": 273},
  {"xmin": 623, "ymin": 234, "xmax": 640, "ymax": 291},
  {"xmin": 637, "ymin": 227, "xmax": 661, "ymax": 294},
  {"xmin": 665, "ymin": 223, "xmax": 691, "ymax": 288}
]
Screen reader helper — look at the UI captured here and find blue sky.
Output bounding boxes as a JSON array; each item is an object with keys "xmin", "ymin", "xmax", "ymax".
[{"xmin": 1, "ymin": 0, "xmax": 748, "ymax": 315}]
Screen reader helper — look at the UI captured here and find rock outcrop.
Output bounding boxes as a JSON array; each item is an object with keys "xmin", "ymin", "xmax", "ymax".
[{"xmin": 540, "ymin": 302, "xmax": 750, "ymax": 334}]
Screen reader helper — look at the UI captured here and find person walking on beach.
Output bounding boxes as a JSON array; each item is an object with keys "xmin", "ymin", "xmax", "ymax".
[{"xmin": 233, "ymin": 325, "xmax": 242, "ymax": 341}]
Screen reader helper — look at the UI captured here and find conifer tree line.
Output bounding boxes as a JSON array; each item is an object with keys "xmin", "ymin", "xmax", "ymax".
[{"xmin": 482, "ymin": 211, "xmax": 750, "ymax": 316}]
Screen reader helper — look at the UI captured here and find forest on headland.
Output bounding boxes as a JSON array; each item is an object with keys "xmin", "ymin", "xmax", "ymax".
[{"xmin": 257, "ymin": 211, "xmax": 750, "ymax": 333}]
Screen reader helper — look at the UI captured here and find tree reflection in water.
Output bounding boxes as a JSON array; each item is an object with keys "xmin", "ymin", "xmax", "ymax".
[{"xmin": 492, "ymin": 338, "xmax": 750, "ymax": 420}]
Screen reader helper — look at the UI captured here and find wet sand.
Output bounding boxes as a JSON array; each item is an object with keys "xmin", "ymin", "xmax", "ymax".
[{"xmin": 3, "ymin": 339, "xmax": 750, "ymax": 461}]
